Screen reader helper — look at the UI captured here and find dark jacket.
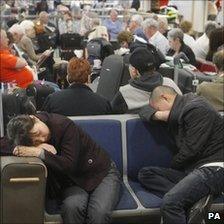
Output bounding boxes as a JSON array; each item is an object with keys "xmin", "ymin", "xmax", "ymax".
[
  {"xmin": 167, "ymin": 43, "xmax": 196, "ymax": 66},
  {"xmin": 42, "ymin": 83, "xmax": 111, "ymax": 116},
  {"xmin": 168, "ymin": 93, "xmax": 224, "ymax": 171},
  {"xmin": 36, "ymin": 112, "xmax": 111, "ymax": 193}
]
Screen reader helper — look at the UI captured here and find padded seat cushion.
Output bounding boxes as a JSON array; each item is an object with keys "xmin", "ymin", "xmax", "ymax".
[
  {"xmin": 126, "ymin": 119, "xmax": 174, "ymax": 180},
  {"xmin": 45, "ymin": 182, "xmax": 138, "ymax": 214},
  {"xmin": 74, "ymin": 119, "xmax": 123, "ymax": 173},
  {"xmin": 129, "ymin": 180, "xmax": 163, "ymax": 208}
]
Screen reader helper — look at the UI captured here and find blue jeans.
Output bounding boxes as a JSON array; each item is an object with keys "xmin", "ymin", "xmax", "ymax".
[
  {"xmin": 139, "ymin": 166, "xmax": 224, "ymax": 224},
  {"xmin": 61, "ymin": 162, "xmax": 121, "ymax": 224}
]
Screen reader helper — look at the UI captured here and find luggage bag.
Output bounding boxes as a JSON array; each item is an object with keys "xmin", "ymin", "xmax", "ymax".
[
  {"xmin": 0, "ymin": 156, "xmax": 47, "ymax": 224},
  {"xmin": 96, "ymin": 55, "xmax": 125, "ymax": 101},
  {"xmin": 26, "ymin": 81, "xmax": 55, "ymax": 110}
]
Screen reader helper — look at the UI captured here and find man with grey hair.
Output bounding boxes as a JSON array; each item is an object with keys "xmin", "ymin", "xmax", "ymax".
[
  {"xmin": 142, "ymin": 18, "xmax": 169, "ymax": 55},
  {"xmin": 8, "ymin": 23, "xmax": 51, "ymax": 64},
  {"xmin": 128, "ymin": 14, "xmax": 147, "ymax": 41},
  {"xmin": 0, "ymin": 29, "xmax": 33, "ymax": 88},
  {"xmin": 194, "ymin": 21, "xmax": 218, "ymax": 59},
  {"xmin": 167, "ymin": 28, "xmax": 196, "ymax": 66}
]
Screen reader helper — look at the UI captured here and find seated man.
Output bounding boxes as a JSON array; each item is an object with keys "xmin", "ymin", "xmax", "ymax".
[
  {"xmin": 197, "ymin": 49, "xmax": 224, "ymax": 111},
  {"xmin": 7, "ymin": 112, "xmax": 121, "ymax": 224},
  {"xmin": 138, "ymin": 86, "xmax": 224, "ymax": 224},
  {"xmin": 0, "ymin": 29, "xmax": 34, "ymax": 88},
  {"xmin": 111, "ymin": 47, "xmax": 181, "ymax": 114},
  {"xmin": 42, "ymin": 57, "xmax": 112, "ymax": 116}
]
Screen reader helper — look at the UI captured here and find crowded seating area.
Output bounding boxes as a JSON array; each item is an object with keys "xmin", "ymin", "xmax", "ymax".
[{"xmin": 0, "ymin": 0, "xmax": 223, "ymax": 224}]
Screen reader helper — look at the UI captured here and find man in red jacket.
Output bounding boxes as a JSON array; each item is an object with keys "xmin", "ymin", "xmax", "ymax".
[
  {"xmin": 7, "ymin": 112, "xmax": 121, "ymax": 224},
  {"xmin": 0, "ymin": 29, "xmax": 33, "ymax": 88}
]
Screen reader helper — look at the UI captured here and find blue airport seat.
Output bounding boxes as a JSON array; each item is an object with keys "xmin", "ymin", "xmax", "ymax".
[
  {"xmin": 74, "ymin": 119, "xmax": 123, "ymax": 173},
  {"xmin": 126, "ymin": 119, "xmax": 174, "ymax": 208},
  {"xmin": 113, "ymin": 182, "xmax": 138, "ymax": 210},
  {"xmin": 129, "ymin": 181, "xmax": 163, "ymax": 208},
  {"xmin": 46, "ymin": 182, "xmax": 138, "ymax": 214},
  {"xmin": 126, "ymin": 119, "xmax": 174, "ymax": 181},
  {"xmin": 74, "ymin": 119, "xmax": 138, "ymax": 210},
  {"xmin": 45, "ymin": 119, "xmax": 138, "ymax": 215},
  {"xmin": 213, "ymin": 196, "xmax": 224, "ymax": 204}
]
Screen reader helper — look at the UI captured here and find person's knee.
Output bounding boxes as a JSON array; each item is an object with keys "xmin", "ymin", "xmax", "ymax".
[
  {"xmin": 161, "ymin": 192, "xmax": 179, "ymax": 214},
  {"xmin": 138, "ymin": 166, "xmax": 157, "ymax": 183},
  {"xmin": 62, "ymin": 196, "xmax": 86, "ymax": 216},
  {"xmin": 87, "ymin": 206, "xmax": 111, "ymax": 224}
]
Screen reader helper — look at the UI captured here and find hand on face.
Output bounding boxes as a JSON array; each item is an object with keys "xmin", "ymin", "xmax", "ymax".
[{"xmin": 153, "ymin": 110, "xmax": 170, "ymax": 122}]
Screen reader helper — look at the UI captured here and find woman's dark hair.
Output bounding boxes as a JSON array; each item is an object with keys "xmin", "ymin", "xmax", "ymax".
[
  {"xmin": 7, "ymin": 115, "xmax": 35, "ymax": 146},
  {"xmin": 206, "ymin": 27, "xmax": 224, "ymax": 61}
]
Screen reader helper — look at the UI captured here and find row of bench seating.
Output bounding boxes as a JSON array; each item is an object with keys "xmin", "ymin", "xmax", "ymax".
[{"xmin": 45, "ymin": 114, "xmax": 223, "ymax": 224}]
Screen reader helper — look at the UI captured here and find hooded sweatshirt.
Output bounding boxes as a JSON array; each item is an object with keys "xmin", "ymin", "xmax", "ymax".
[{"xmin": 111, "ymin": 71, "xmax": 182, "ymax": 114}]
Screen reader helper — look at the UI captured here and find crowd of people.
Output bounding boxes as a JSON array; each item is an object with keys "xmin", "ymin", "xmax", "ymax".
[{"xmin": 1, "ymin": 1, "xmax": 224, "ymax": 224}]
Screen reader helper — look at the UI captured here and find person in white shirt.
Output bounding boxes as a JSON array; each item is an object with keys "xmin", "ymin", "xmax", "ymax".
[
  {"xmin": 193, "ymin": 21, "xmax": 218, "ymax": 59},
  {"xmin": 142, "ymin": 18, "xmax": 170, "ymax": 56}
]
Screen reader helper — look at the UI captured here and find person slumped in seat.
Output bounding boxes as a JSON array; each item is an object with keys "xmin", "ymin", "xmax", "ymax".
[
  {"xmin": 0, "ymin": 29, "xmax": 33, "ymax": 88},
  {"xmin": 138, "ymin": 86, "xmax": 224, "ymax": 224},
  {"xmin": 197, "ymin": 49, "xmax": 224, "ymax": 111},
  {"xmin": 7, "ymin": 112, "xmax": 121, "ymax": 224},
  {"xmin": 42, "ymin": 57, "xmax": 112, "ymax": 115},
  {"xmin": 111, "ymin": 47, "xmax": 181, "ymax": 114}
]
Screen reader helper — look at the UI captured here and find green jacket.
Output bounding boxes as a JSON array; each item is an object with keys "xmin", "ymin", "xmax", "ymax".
[{"xmin": 197, "ymin": 76, "xmax": 224, "ymax": 111}]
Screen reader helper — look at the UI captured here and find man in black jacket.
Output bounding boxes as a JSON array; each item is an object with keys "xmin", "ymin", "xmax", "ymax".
[
  {"xmin": 138, "ymin": 86, "xmax": 224, "ymax": 224},
  {"xmin": 7, "ymin": 112, "xmax": 120, "ymax": 224},
  {"xmin": 42, "ymin": 57, "xmax": 111, "ymax": 116}
]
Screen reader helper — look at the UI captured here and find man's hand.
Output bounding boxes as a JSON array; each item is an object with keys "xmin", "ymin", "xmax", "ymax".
[
  {"xmin": 153, "ymin": 111, "xmax": 170, "ymax": 122},
  {"xmin": 39, "ymin": 143, "xmax": 57, "ymax": 155},
  {"xmin": 13, "ymin": 146, "xmax": 42, "ymax": 157}
]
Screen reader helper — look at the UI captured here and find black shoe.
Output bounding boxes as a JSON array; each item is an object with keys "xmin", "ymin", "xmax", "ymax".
[{"xmin": 188, "ymin": 194, "xmax": 213, "ymax": 224}]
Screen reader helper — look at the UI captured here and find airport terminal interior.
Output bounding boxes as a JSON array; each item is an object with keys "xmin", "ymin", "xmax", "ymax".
[{"xmin": 0, "ymin": 0, "xmax": 224, "ymax": 224}]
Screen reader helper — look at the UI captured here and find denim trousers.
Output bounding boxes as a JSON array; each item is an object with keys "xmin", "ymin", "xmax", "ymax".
[
  {"xmin": 138, "ymin": 166, "xmax": 224, "ymax": 224},
  {"xmin": 61, "ymin": 162, "xmax": 121, "ymax": 224}
]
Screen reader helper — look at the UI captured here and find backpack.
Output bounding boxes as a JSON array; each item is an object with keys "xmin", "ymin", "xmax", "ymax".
[
  {"xmin": 86, "ymin": 38, "xmax": 114, "ymax": 64},
  {"xmin": 2, "ymin": 88, "xmax": 36, "ymax": 134}
]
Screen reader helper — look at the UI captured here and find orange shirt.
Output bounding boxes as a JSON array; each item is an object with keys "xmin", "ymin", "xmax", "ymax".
[{"xmin": 0, "ymin": 49, "xmax": 33, "ymax": 88}]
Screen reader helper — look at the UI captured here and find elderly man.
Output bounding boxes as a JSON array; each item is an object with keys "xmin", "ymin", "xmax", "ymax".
[
  {"xmin": 0, "ymin": 29, "xmax": 33, "ymax": 88},
  {"xmin": 128, "ymin": 14, "xmax": 147, "ymax": 41},
  {"xmin": 8, "ymin": 23, "xmax": 51, "ymax": 64},
  {"xmin": 142, "ymin": 18, "xmax": 169, "ymax": 56},
  {"xmin": 138, "ymin": 85, "xmax": 224, "ymax": 224}
]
